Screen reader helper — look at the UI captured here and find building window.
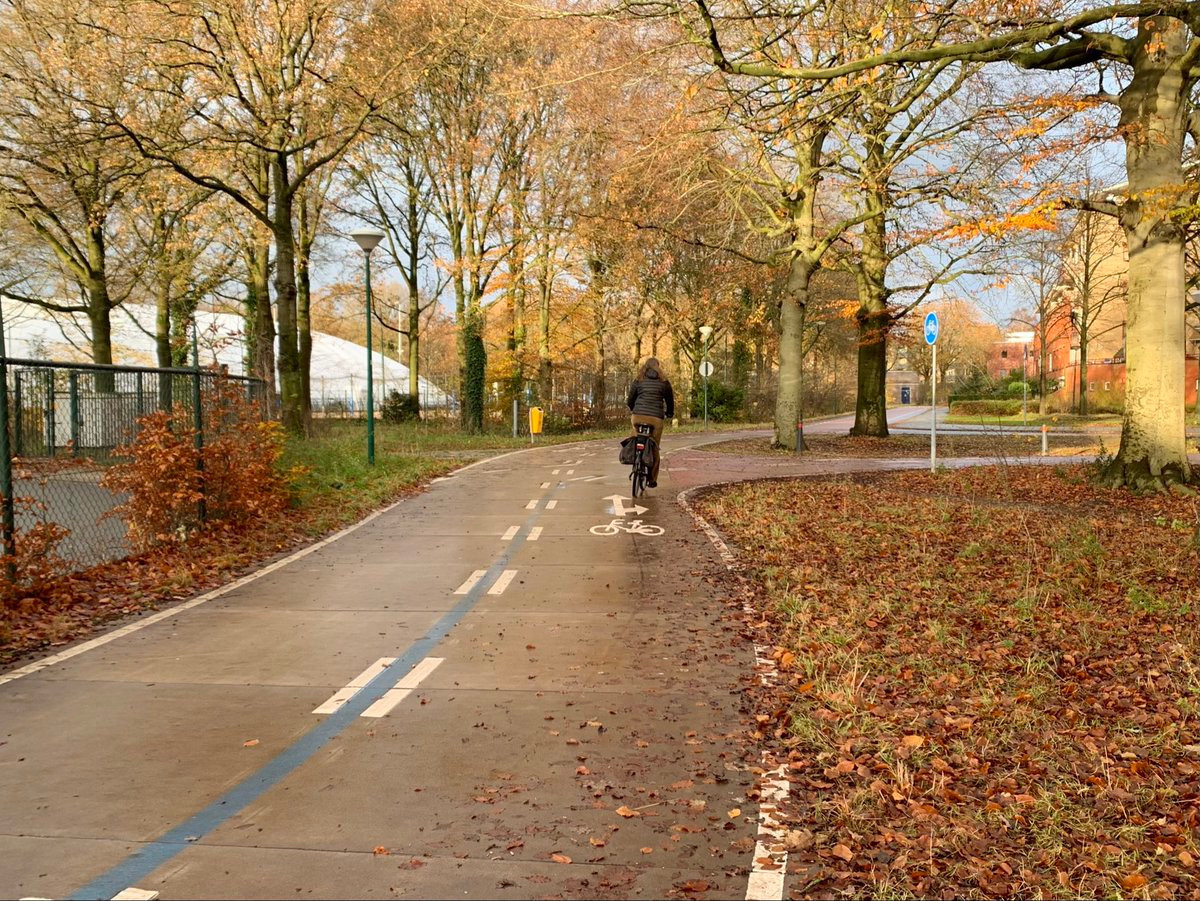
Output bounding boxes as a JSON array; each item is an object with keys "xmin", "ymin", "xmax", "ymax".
[
  {"xmin": 1088, "ymin": 382, "xmax": 1095, "ymax": 391},
  {"xmin": 1104, "ymin": 381, "xmax": 1111, "ymax": 391}
]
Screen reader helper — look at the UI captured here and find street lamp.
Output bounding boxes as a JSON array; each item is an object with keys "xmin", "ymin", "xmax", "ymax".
[
  {"xmin": 350, "ymin": 227, "xmax": 385, "ymax": 465},
  {"xmin": 699, "ymin": 325, "xmax": 714, "ymax": 429}
]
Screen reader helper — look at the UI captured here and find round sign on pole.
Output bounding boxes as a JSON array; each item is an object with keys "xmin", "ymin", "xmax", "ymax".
[
  {"xmin": 699, "ymin": 361, "xmax": 714, "ymax": 377},
  {"xmin": 924, "ymin": 311, "xmax": 940, "ymax": 345}
]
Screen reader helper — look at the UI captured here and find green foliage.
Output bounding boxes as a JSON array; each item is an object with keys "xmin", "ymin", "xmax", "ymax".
[
  {"xmin": 381, "ymin": 390, "xmax": 421, "ymax": 423},
  {"xmin": 691, "ymin": 379, "xmax": 745, "ymax": 422},
  {"xmin": 463, "ymin": 319, "xmax": 486, "ymax": 433}
]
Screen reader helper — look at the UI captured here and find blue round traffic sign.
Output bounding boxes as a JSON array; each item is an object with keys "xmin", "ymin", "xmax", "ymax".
[{"xmin": 924, "ymin": 311, "xmax": 940, "ymax": 345}]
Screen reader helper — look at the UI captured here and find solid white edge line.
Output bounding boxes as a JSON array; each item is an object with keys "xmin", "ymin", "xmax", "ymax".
[
  {"xmin": 501, "ymin": 526, "xmax": 520, "ymax": 541},
  {"xmin": 487, "ymin": 569, "xmax": 518, "ymax": 595},
  {"xmin": 454, "ymin": 570, "xmax": 488, "ymax": 595},
  {"xmin": 313, "ymin": 657, "xmax": 397, "ymax": 714},
  {"xmin": 528, "ymin": 526, "xmax": 542, "ymax": 541},
  {"xmin": 677, "ymin": 487, "xmax": 789, "ymax": 901},
  {"xmin": 361, "ymin": 657, "xmax": 444, "ymax": 717}
]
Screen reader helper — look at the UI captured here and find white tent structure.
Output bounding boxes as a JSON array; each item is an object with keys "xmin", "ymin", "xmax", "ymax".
[{"xmin": 0, "ymin": 301, "xmax": 454, "ymax": 412}]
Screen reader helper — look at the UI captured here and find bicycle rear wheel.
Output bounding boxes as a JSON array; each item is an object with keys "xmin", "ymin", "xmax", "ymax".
[{"xmin": 631, "ymin": 452, "xmax": 645, "ymax": 497}]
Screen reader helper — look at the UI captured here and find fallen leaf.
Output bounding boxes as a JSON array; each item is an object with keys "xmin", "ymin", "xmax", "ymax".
[
  {"xmin": 1119, "ymin": 873, "xmax": 1147, "ymax": 891},
  {"xmin": 242, "ymin": 739, "xmax": 259, "ymax": 747},
  {"xmin": 372, "ymin": 846, "xmax": 390, "ymax": 856},
  {"xmin": 589, "ymin": 837, "xmax": 606, "ymax": 847},
  {"xmin": 901, "ymin": 735, "xmax": 924, "ymax": 748},
  {"xmin": 550, "ymin": 852, "xmax": 572, "ymax": 865},
  {"xmin": 1179, "ymin": 850, "xmax": 1195, "ymax": 867},
  {"xmin": 727, "ymin": 807, "xmax": 742, "ymax": 819},
  {"xmin": 576, "ymin": 765, "xmax": 590, "ymax": 776},
  {"xmin": 616, "ymin": 806, "xmax": 641, "ymax": 818},
  {"xmin": 641, "ymin": 846, "xmax": 653, "ymax": 854},
  {"xmin": 831, "ymin": 843, "xmax": 853, "ymax": 862},
  {"xmin": 679, "ymin": 880, "xmax": 711, "ymax": 893}
]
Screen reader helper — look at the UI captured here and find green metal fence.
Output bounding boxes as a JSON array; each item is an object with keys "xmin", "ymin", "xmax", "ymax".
[{"xmin": 0, "ymin": 356, "xmax": 268, "ymax": 572}]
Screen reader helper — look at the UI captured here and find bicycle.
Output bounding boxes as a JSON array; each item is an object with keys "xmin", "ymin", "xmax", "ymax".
[
  {"xmin": 589, "ymin": 518, "xmax": 665, "ymax": 537},
  {"xmin": 629, "ymin": 422, "xmax": 655, "ymax": 498}
]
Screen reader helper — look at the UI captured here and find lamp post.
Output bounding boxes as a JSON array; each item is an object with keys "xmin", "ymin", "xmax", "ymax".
[
  {"xmin": 1022, "ymin": 344, "xmax": 1029, "ymax": 426},
  {"xmin": 351, "ymin": 227, "xmax": 386, "ymax": 465},
  {"xmin": 699, "ymin": 325, "xmax": 713, "ymax": 429}
]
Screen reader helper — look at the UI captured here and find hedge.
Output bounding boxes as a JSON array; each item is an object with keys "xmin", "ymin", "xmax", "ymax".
[{"xmin": 949, "ymin": 398, "xmax": 1025, "ymax": 416}]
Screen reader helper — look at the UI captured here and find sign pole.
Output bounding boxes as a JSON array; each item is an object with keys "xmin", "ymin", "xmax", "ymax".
[{"xmin": 930, "ymin": 341, "xmax": 937, "ymax": 473}]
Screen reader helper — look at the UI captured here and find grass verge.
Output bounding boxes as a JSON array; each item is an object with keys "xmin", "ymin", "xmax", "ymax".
[
  {"xmin": 700, "ymin": 433, "xmax": 1106, "ymax": 459},
  {"xmin": 697, "ymin": 464, "xmax": 1200, "ymax": 899},
  {"xmin": 943, "ymin": 412, "xmax": 1123, "ymax": 428}
]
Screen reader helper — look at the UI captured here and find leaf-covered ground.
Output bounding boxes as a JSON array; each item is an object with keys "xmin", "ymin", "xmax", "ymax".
[
  {"xmin": 696, "ymin": 465, "xmax": 1200, "ymax": 899},
  {"xmin": 702, "ymin": 433, "xmax": 1107, "ymax": 460}
]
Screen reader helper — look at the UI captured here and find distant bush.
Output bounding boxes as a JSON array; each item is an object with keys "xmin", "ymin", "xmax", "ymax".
[
  {"xmin": 950, "ymin": 399, "xmax": 1024, "ymax": 416},
  {"xmin": 381, "ymin": 391, "xmax": 421, "ymax": 423},
  {"xmin": 691, "ymin": 380, "xmax": 746, "ymax": 422}
]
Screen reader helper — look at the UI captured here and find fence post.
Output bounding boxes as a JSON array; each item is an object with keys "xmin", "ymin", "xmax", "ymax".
[
  {"xmin": 0, "ymin": 308, "xmax": 15, "ymax": 576},
  {"xmin": 13, "ymin": 372, "xmax": 22, "ymax": 457},
  {"xmin": 192, "ymin": 325, "xmax": 206, "ymax": 525},
  {"xmin": 68, "ymin": 372, "xmax": 80, "ymax": 456},
  {"xmin": 44, "ymin": 368, "xmax": 55, "ymax": 454}
]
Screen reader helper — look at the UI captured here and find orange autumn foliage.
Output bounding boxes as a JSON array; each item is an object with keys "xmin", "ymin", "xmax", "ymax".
[{"xmin": 102, "ymin": 378, "xmax": 288, "ymax": 550}]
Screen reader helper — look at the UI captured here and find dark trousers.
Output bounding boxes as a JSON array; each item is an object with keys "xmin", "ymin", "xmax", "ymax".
[{"xmin": 630, "ymin": 414, "xmax": 664, "ymax": 483}]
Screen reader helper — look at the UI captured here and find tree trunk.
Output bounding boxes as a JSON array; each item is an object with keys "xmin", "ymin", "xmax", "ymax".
[
  {"xmin": 245, "ymin": 238, "xmax": 276, "ymax": 411},
  {"xmin": 1038, "ymin": 343, "xmax": 1048, "ymax": 415},
  {"xmin": 1103, "ymin": 16, "xmax": 1193, "ymax": 487},
  {"xmin": 155, "ymin": 281, "xmax": 173, "ymax": 409},
  {"xmin": 407, "ymin": 284, "xmax": 421, "ymax": 404},
  {"xmin": 298, "ymin": 251, "xmax": 313, "ymax": 423},
  {"xmin": 1078, "ymin": 323, "xmax": 1089, "ymax": 416},
  {"xmin": 774, "ymin": 255, "xmax": 812, "ymax": 449},
  {"xmin": 850, "ymin": 303, "xmax": 890, "ymax": 436},
  {"xmin": 537, "ymin": 270, "xmax": 552, "ymax": 408},
  {"xmin": 272, "ymin": 158, "xmax": 305, "ymax": 435},
  {"xmin": 85, "ymin": 225, "xmax": 116, "ymax": 392}
]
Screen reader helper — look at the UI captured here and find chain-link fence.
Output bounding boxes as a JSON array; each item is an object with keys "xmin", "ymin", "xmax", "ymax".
[{"xmin": 0, "ymin": 358, "xmax": 267, "ymax": 573}]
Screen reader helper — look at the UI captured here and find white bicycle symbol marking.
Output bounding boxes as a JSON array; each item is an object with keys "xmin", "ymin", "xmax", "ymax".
[{"xmin": 589, "ymin": 518, "xmax": 665, "ymax": 537}]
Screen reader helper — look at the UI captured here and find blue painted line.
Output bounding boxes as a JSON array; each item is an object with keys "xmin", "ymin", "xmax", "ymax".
[{"xmin": 69, "ymin": 491, "xmax": 558, "ymax": 900}]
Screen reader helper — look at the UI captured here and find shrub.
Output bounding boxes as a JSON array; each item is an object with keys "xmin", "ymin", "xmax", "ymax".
[
  {"xmin": 691, "ymin": 380, "xmax": 746, "ymax": 422},
  {"xmin": 381, "ymin": 391, "xmax": 421, "ymax": 423},
  {"xmin": 102, "ymin": 377, "xmax": 287, "ymax": 550},
  {"xmin": 0, "ymin": 494, "xmax": 69, "ymax": 606},
  {"xmin": 950, "ymin": 398, "xmax": 1024, "ymax": 416}
]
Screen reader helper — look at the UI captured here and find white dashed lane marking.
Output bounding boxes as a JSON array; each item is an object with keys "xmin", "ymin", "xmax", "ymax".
[
  {"xmin": 488, "ymin": 569, "xmax": 519, "ymax": 595},
  {"xmin": 502, "ymin": 526, "xmax": 520, "ymax": 541},
  {"xmin": 546, "ymin": 500, "xmax": 558, "ymax": 510},
  {"xmin": 313, "ymin": 657, "xmax": 397, "ymax": 715},
  {"xmin": 528, "ymin": 526, "xmax": 542, "ymax": 541},
  {"xmin": 361, "ymin": 656, "xmax": 445, "ymax": 718},
  {"xmin": 525, "ymin": 499, "xmax": 538, "ymax": 510},
  {"xmin": 541, "ymin": 482, "xmax": 551, "ymax": 489},
  {"xmin": 454, "ymin": 570, "xmax": 488, "ymax": 595}
]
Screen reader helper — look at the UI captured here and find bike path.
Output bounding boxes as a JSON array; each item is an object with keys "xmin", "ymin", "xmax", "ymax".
[{"xmin": 1, "ymin": 436, "xmax": 767, "ymax": 900}]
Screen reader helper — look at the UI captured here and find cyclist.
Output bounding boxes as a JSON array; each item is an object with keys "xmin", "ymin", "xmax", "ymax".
[{"xmin": 626, "ymin": 357, "xmax": 674, "ymax": 488}]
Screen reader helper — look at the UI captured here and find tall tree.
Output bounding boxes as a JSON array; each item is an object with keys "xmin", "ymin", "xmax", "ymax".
[
  {"xmin": 0, "ymin": 0, "xmax": 146, "ymax": 379},
  {"xmin": 685, "ymin": 0, "xmax": 1200, "ymax": 486},
  {"xmin": 95, "ymin": 0, "xmax": 418, "ymax": 433}
]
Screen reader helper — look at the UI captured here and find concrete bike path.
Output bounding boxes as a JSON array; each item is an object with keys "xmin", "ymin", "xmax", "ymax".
[{"xmin": 2, "ymin": 432, "xmax": 778, "ymax": 901}]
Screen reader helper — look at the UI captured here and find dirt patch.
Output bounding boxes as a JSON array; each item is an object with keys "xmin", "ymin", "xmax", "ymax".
[
  {"xmin": 696, "ymin": 464, "xmax": 1200, "ymax": 899},
  {"xmin": 701, "ymin": 433, "xmax": 1106, "ymax": 459}
]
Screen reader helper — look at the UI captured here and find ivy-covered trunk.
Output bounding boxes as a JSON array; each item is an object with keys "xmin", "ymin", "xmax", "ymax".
[
  {"xmin": 462, "ymin": 310, "xmax": 486, "ymax": 433},
  {"xmin": 271, "ymin": 157, "xmax": 305, "ymax": 436}
]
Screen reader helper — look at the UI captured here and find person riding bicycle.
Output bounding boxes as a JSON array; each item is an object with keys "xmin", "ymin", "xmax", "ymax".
[{"xmin": 626, "ymin": 357, "xmax": 674, "ymax": 488}]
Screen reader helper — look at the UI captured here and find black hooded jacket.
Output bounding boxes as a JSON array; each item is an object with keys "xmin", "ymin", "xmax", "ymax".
[{"xmin": 627, "ymin": 369, "xmax": 675, "ymax": 419}]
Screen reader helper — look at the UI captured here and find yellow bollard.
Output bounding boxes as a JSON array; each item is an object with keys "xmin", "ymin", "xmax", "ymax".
[{"xmin": 529, "ymin": 406, "xmax": 544, "ymax": 443}]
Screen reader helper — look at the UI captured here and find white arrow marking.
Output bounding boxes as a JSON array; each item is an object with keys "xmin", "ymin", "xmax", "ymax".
[{"xmin": 604, "ymin": 495, "xmax": 647, "ymax": 517}]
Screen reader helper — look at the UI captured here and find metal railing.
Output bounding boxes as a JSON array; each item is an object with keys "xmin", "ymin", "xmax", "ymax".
[{"xmin": 0, "ymin": 356, "xmax": 267, "ymax": 573}]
